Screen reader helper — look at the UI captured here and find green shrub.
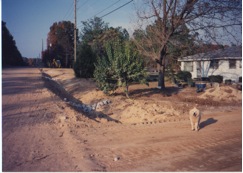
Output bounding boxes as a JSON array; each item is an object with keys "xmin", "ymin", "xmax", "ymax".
[
  {"xmin": 187, "ymin": 78, "xmax": 195, "ymax": 87},
  {"xmin": 201, "ymin": 77, "xmax": 210, "ymax": 82},
  {"xmin": 93, "ymin": 49, "xmax": 118, "ymax": 94},
  {"xmin": 176, "ymin": 71, "xmax": 192, "ymax": 82},
  {"xmin": 225, "ymin": 79, "xmax": 232, "ymax": 85},
  {"xmin": 208, "ymin": 75, "xmax": 223, "ymax": 83},
  {"xmin": 73, "ymin": 43, "xmax": 96, "ymax": 78},
  {"xmin": 94, "ymin": 40, "xmax": 148, "ymax": 97}
]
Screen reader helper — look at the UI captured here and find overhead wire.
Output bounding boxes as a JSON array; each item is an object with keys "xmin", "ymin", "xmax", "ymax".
[
  {"xmin": 99, "ymin": 0, "xmax": 134, "ymax": 19},
  {"xmin": 77, "ymin": 0, "xmax": 134, "ymax": 30},
  {"xmin": 77, "ymin": 0, "xmax": 89, "ymax": 9},
  {"xmin": 76, "ymin": 0, "xmax": 89, "ymax": 29},
  {"xmin": 77, "ymin": 0, "xmax": 93, "ymax": 26},
  {"xmin": 77, "ymin": 0, "xmax": 121, "ymax": 27},
  {"xmin": 63, "ymin": 0, "xmax": 74, "ymax": 21},
  {"xmin": 93, "ymin": 0, "xmax": 121, "ymax": 17}
]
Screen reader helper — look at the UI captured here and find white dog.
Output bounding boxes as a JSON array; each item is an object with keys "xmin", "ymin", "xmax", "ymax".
[{"xmin": 189, "ymin": 107, "xmax": 201, "ymax": 131}]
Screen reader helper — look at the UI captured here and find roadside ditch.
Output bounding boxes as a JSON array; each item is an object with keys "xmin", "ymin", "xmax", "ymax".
[{"xmin": 40, "ymin": 70, "xmax": 120, "ymax": 123}]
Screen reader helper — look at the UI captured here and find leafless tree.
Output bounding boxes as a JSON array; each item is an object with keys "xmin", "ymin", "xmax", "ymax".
[{"xmin": 134, "ymin": 0, "xmax": 241, "ymax": 89}]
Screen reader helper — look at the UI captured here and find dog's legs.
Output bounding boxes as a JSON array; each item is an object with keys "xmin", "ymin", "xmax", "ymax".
[
  {"xmin": 195, "ymin": 122, "xmax": 199, "ymax": 131},
  {"xmin": 190, "ymin": 118, "xmax": 195, "ymax": 131},
  {"xmin": 196, "ymin": 117, "xmax": 201, "ymax": 131}
]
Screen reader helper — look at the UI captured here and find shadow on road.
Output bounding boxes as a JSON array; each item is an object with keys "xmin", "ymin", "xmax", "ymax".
[{"xmin": 200, "ymin": 118, "xmax": 218, "ymax": 129}]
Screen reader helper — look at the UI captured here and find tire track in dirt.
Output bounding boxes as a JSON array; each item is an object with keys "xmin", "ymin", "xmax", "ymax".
[
  {"xmin": 2, "ymin": 68, "xmax": 106, "ymax": 172},
  {"xmin": 77, "ymin": 110, "xmax": 241, "ymax": 171},
  {"xmin": 106, "ymin": 135, "xmax": 241, "ymax": 171}
]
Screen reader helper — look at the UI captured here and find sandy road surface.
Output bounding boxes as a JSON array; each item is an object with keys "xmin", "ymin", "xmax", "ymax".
[
  {"xmin": 2, "ymin": 68, "xmax": 100, "ymax": 171},
  {"xmin": 2, "ymin": 68, "xmax": 242, "ymax": 171}
]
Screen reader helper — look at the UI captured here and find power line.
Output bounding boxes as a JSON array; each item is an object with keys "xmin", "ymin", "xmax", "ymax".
[
  {"xmin": 99, "ymin": 0, "xmax": 134, "ymax": 19},
  {"xmin": 76, "ymin": 0, "xmax": 134, "ymax": 29},
  {"xmin": 63, "ymin": 0, "xmax": 74, "ymax": 20},
  {"xmin": 93, "ymin": 0, "xmax": 121, "ymax": 17},
  {"xmin": 78, "ymin": 0, "xmax": 89, "ymax": 9},
  {"xmin": 77, "ymin": 0, "xmax": 94, "ymax": 21}
]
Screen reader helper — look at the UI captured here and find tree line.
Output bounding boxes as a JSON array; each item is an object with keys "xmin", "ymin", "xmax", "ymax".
[{"xmin": 2, "ymin": 21, "xmax": 24, "ymax": 66}]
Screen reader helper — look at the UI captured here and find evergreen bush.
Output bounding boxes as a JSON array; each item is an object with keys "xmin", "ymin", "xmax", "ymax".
[
  {"xmin": 208, "ymin": 75, "xmax": 223, "ymax": 83},
  {"xmin": 94, "ymin": 47, "xmax": 118, "ymax": 94},
  {"xmin": 176, "ymin": 71, "xmax": 192, "ymax": 82},
  {"xmin": 94, "ymin": 40, "xmax": 148, "ymax": 97},
  {"xmin": 225, "ymin": 79, "xmax": 232, "ymax": 85},
  {"xmin": 73, "ymin": 43, "xmax": 96, "ymax": 78}
]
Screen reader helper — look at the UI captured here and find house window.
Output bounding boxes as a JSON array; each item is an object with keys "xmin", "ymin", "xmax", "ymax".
[
  {"xmin": 210, "ymin": 60, "xmax": 219, "ymax": 69},
  {"xmin": 184, "ymin": 61, "xmax": 193, "ymax": 72},
  {"xmin": 229, "ymin": 59, "xmax": 236, "ymax": 69}
]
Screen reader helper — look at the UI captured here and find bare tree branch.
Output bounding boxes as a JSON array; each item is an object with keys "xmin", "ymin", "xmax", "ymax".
[{"xmin": 133, "ymin": 0, "xmax": 241, "ymax": 89}]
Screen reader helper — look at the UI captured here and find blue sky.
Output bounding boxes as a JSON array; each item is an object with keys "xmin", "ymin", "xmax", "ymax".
[
  {"xmin": 2, "ymin": 0, "xmax": 138, "ymax": 58},
  {"xmin": 2, "ymin": 0, "xmax": 241, "ymax": 58}
]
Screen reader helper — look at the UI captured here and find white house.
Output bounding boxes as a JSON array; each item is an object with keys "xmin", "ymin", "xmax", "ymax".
[{"xmin": 178, "ymin": 46, "xmax": 242, "ymax": 82}]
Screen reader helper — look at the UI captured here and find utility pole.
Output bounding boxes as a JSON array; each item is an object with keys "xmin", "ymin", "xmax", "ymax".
[
  {"xmin": 41, "ymin": 39, "xmax": 44, "ymax": 61},
  {"xmin": 74, "ymin": 0, "xmax": 77, "ymax": 63}
]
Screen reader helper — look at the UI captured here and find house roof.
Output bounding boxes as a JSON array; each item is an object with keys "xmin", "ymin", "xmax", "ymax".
[{"xmin": 178, "ymin": 46, "xmax": 242, "ymax": 61}]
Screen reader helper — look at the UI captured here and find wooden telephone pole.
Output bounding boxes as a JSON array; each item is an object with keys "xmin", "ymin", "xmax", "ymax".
[{"xmin": 74, "ymin": 0, "xmax": 77, "ymax": 62}]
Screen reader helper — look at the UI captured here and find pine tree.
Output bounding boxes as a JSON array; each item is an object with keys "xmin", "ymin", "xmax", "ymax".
[{"xmin": 2, "ymin": 21, "xmax": 23, "ymax": 66}]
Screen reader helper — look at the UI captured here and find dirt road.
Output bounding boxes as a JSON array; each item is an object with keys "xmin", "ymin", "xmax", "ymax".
[{"xmin": 2, "ymin": 68, "xmax": 242, "ymax": 171}]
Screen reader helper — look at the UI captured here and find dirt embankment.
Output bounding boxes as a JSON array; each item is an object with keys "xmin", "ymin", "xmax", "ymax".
[{"xmin": 42, "ymin": 68, "xmax": 242, "ymax": 124}]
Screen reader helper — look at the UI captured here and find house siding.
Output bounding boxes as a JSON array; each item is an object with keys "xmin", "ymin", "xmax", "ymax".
[
  {"xmin": 181, "ymin": 59, "xmax": 242, "ymax": 82},
  {"xmin": 212, "ymin": 59, "xmax": 242, "ymax": 82}
]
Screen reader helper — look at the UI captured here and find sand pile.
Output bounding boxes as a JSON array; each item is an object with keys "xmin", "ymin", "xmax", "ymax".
[
  {"xmin": 199, "ymin": 86, "xmax": 242, "ymax": 102},
  {"xmin": 96, "ymin": 98, "xmax": 181, "ymax": 124}
]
